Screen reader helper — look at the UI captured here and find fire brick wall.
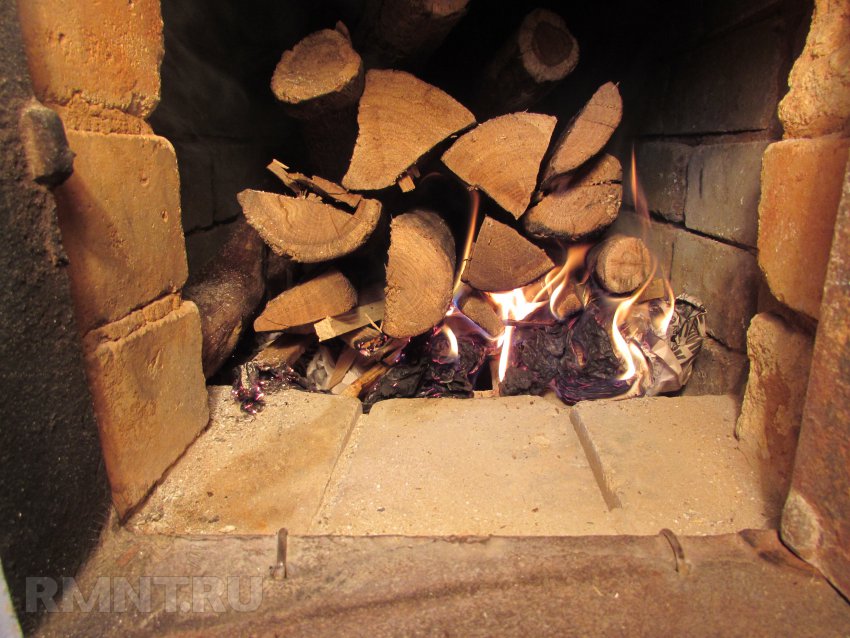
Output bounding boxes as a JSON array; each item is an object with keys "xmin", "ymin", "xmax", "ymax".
[
  {"xmin": 16, "ymin": 1, "xmax": 210, "ymax": 520},
  {"xmin": 592, "ymin": 0, "xmax": 845, "ymax": 517}
]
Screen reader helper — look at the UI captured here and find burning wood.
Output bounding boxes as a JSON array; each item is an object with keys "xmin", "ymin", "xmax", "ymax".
[{"xmin": 206, "ymin": 10, "xmax": 708, "ymax": 414}]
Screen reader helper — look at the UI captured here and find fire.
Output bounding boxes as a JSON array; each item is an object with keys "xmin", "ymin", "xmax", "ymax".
[
  {"xmin": 437, "ymin": 309, "xmax": 460, "ymax": 362},
  {"xmin": 609, "ymin": 272, "xmax": 654, "ymax": 381},
  {"xmin": 489, "ymin": 286, "xmax": 547, "ymax": 381},
  {"xmin": 453, "ymin": 188, "xmax": 480, "ymax": 295},
  {"xmin": 444, "ymin": 151, "xmax": 677, "ymax": 399},
  {"xmin": 534, "ymin": 243, "xmax": 592, "ymax": 316}
]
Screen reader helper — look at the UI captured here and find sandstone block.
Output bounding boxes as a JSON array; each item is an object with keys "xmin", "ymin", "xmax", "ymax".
[
  {"xmin": 735, "ymin": 313, "xmax": 814, "ymax": 512},
  {"xmin": 758, "ymin": 138, "xmax": 850, "ymax": 319},
  {"xmin": 686, "ymin": 141, "xmax": 768, "ymax": 246},
  {"xmin": 779, "ymin": 0, "xmax": 850, "ymax": 138},
  {"xmin": 54, "ymin": 131, "xmax": 188, "ymax": 333},
  {"xmin": 570, "ymin": 396, "xmax": 771, "ymax": 534},
  {"xmin": 682, "ymin": 337, "xmax": 749, "ymax": 397},
  {"xmin": 782, "ymin": 158, "xmax": 850, "ymax": 598},
  {"xmin": 312, "ymin": 397, "xmax": 612, "ymax": 536},
  {"xmin": 630, "ymin": 141, "xmax": 691, "ymax": 222},
  {"xmin": 644, "ymin": 20, "xmax": 781, "ymax": 134},
  {"xmin": 17, "ymin": 0, "xmax": 163, "ymax": 119},
  {"xmin": 130, "ymin": 387, "xmax": 361, "ymax": 535},
  {"xmin": 607, "ymin": 208, "xmax": 676, "ymax": 279},
  {"xmin": 671, "ymin": 229, "xmax": 759, "ymax": 351},
  {"xmin": 82, "ymin": 297, "xmax": 209, "ymax": 518}
]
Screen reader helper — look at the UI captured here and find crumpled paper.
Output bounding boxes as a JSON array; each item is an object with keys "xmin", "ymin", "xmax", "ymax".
[{"xmin": 643, "ymin": 294, "xmax": 707, "ymax": 395}]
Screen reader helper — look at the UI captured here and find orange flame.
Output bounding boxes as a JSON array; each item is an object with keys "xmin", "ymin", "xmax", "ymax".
[
  {"xmin": 489, "ymin": 287, "xmax": 547, "ymax": 382},
  {"xmin": 439, "ymin": 322, "xmax": 459, "ymax": 360},
  {"xmin": 534, "ymin": 243, "xmax": 592, "ymax": 317}
]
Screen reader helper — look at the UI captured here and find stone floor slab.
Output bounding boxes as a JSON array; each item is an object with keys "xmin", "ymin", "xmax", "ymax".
[
  {"xmin": 570, "ymin": 395, "xmax": 771, "ymax": 535},
  {"xmin": 311, "ymin": 396, "xmax": 614, "ymax": 536},
  {"xmin": 129, "ymin": 387, "xmax": 361, "ymax": 535}
]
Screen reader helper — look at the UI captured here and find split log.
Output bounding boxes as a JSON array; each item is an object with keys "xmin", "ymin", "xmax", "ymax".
[
  {"xmin": 540, "ymin": 82, "xmax": 623, "ymax": 189},
  {"xmin": 552, "ymin": 282, "xmax": 583, "ymax": 319},
  {"xmin": 474, "ymin": 9, "xmax": 579, "ymax": 117},
  {"xmin": 342, "ymin": 362, "xmax": 390, "ymax": 398},
  {"xmin": 238, "ymin": 189, "xmax": 382, "ymax": 263},
  {"xmin": 313, "ymin": 288, "xmax": 385, "ymax": 341},
  {"xmin": 354, "ymin": 0, "xmax": 470, "ymax": 70},
  {"xmin": 524, "ymin": 154, "xmax": 623, "ymax": 240},
  {"xmin": 254, "ymin": 269, "xmax": 357, "ymax": 332},
  {"xmin": 343, "ymin": 69, "xmax": 476, "ymax": 191},
  {"xmin": 184, "ymin": 220, "xmax": 265, "ymax": 378},
  {"xmin": 253, "ymin": 333, "xmax": 313, "ymax": 368},
  {"xmin": 271, "ymin": 27, "xmax": 364, "ymax": 180},
  {"xmin": 442, "ymin": 112, "xmax": 557, "ymax": 218},
  {"xmin": 383, "ymin": 211, "xmax": 456, "ymax": 338},
  {"xmin": 462, "ymin": 216, "xmax": 554, "ymax": 292},
  {"xmin": 267, "ymin": 160, "xmax": 362, "ymax": 208},
  {"xmin": 544, "ymin": 152, "xmax": 623, "ymax": 191},
  {"xmin": 457, "ymin": 293, "xmax": 504, "ymax": 338},
  {"xmin": 591, "ymin": 235, "xmax": 652, "ymax": 295},
  {"xmin": 326, "ymin": 346, "xmax": 359, "ymax": 391}
]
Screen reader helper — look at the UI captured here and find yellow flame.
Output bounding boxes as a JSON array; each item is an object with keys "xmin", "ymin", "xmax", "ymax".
[
  {"xmin": 489, "ymin": 287, "xmax": 547, "ymax": 381},
  {"xmin": 610, "ymin": 243, "xmax": 662, "ymax": 380},
  {"xmin": 656, "ymin": 278, "xmax": 676, "ymax": 335},
  {"xmin": 540, "ymin": 243, "xmax": 592, "ymax": 317},
  {"xmin": 453, "ymin": 189, "xmax": 480, "ymax": 294},
  {"xmin": 440, "ymin": 322, "xmax": 459, "ymax": 360}
]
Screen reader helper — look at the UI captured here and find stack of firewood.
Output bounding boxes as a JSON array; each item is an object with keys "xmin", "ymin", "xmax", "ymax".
[{"xmin": 186, "ymin": 4, "xmax": 658, "ymax": 398}]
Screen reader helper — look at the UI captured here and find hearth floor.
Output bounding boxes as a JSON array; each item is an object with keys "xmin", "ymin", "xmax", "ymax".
[{"xmin": 129, "ymin": 389, "xmax": 774, "ymax": 537}]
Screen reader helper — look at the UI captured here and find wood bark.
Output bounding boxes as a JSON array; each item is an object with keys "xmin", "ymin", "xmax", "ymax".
[
  {"xmin": 591, "ymin": 235, "xmax": 652, "ymax": 294},
  {"xmin": 270, "ymin": 27, "xmax": 364, "ymax": 180},
  {"xmin": 343, "ymin": 69, "xmax": 476, "ymax": 191},
  {"xmin": 525, "ymin": 154, "xmax": 623, "ymax": 240},
  {"xmin": 254, "ymin": 269, "xmax": 357, "ymax": 332},
  {"xmin": 457, "ymin": 293, "xmax": 504, "ymax": 337},
  {"xmin": 474, "ymin": 9, "xmax": 579, "ymax": 117},
  {"xmin": 238, "ymin": 189, "xmax": 382, "ymax": 263},
  {"xmin": 442, "ymin": 112, "xmax": 557, "ymax": 218},
  {"xmin": 183, "ymin": 220, "xmax": 266, "ymax": 378},
  {"xmin": 462, "ymin": 216, "xmax": 554, "ymax": 292},
  {"xmin": 354, "ymin": 0, "xmax": 470, "ymax": 70},
  {"xmin": 383, "ymin": 210, "xmax": 456, "ymax": 338},
  {"xmin": 541, "ymin": 82, "xmax": 623, "ymax": 188}
]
